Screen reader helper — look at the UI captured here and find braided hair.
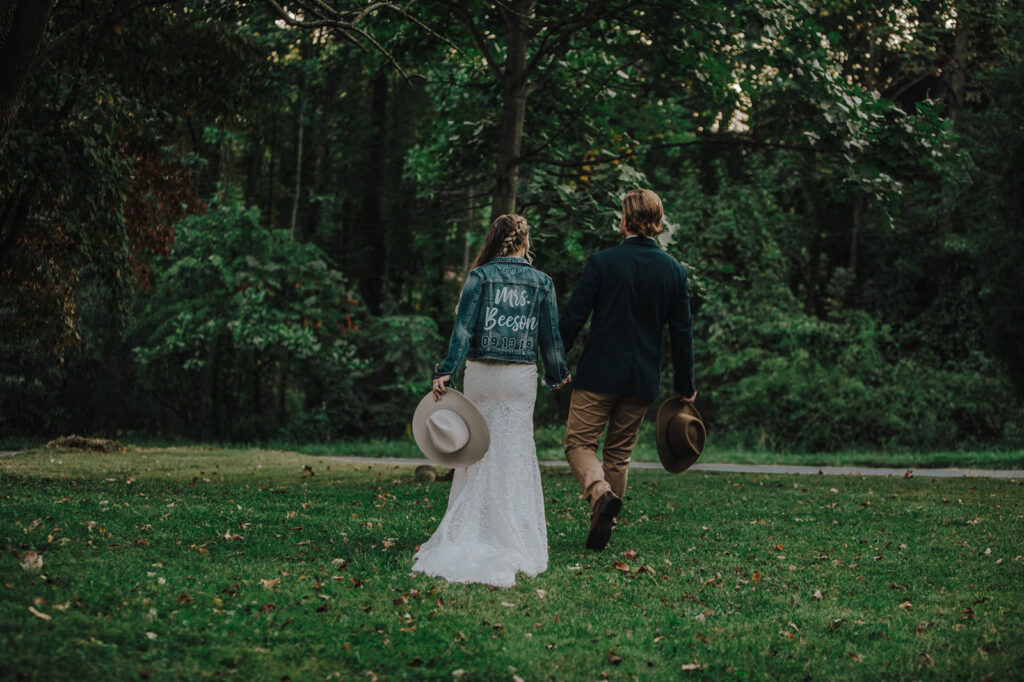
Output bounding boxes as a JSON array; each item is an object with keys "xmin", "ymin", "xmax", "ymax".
[{"xmin": 470, "ymin": 214, "xmax": 532, "ymax": 270}]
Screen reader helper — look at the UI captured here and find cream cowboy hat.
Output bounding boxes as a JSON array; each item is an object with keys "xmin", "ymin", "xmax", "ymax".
[
  {"xmin": 412, "ymin": 389, "xmax": 490, "ymax": 468},
  {"xmin": 655, "ymin": 399, "xmax": 706, "ymax": 473}
]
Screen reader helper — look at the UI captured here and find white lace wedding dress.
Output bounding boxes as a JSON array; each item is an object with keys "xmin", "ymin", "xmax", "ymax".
[{"xmin": 412, "ymin": 360, "xmax": 548, "ymax": 587}]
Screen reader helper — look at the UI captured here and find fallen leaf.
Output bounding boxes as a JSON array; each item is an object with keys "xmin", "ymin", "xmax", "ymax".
[
  {"xmin": 145, "ymin": 631, "xmax": 158, "ymax": 640},
  {"xmin": 899, "ymin": 601, "xmax": 913, "ymax": 611},
  {"xmin": 681, "ymin": 663, "xmax": 702, "ymax": 671},
  {"xmin": 920, "ymin": 652, "xmax": 934, "ymax": 666},
  {"xmin": 261, "ymin": 578, "xmax": 281, "ymax": 590},
  {"xmin": 501, "ymin": 602, "xmax": 515, "ymax": 608},
  {"xmin": 849, "ymin": 653, "xmax": 864, "ymax": 662},
  {"xmin": 752, "ymin": 571, "xmax": 762, "ymax": 583},
  {"xmin": 254, "ymin": 603, "xmax": 277, "ymax": 617},
  {"xmin": 20, "ymin": 552, "xmax": 42, "ymax": 572},
  {"xmin": 612, "ymin": 561, "xmax": 630, "ymax": 572},
  {"xmin": 653, "ymin": 635, "xmax": 665, "ymax": 643},
  {"xmin": 28, "ymin": 606, "xmax": 50, "ymax": 621},
  {"xmin": 915, "ymin": 621, "xmax": 933, "ymax": 633},
  {"xmin": 813, "ymin": 590, "xmax": 823, "ymax": 600},
  {"xmin": 607, "ymin": 651, "xmax": 623, "ymax": 665},
  {"xmin": 177, "ymin": 594, "xmax": 194, "ymax": 605},
  {"xmin": 623, "ymin": 549, "xmax": 638, "ymax": 560},
  {"xmin": 536, "ymin": 589, "xmax": 547, "ymax": 600}
]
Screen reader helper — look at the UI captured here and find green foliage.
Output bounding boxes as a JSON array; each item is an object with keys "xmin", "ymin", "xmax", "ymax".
[
  {"xmin": 3, "ymin": 0, "xmax": 1023, "ymax": 452},
  {"xmin": 353, "ymin": 316, "xmax": 444, "ymax": 437},
  {"xmin": 132, "ymin": 192, "xmax": 360, "ymax": 439}
]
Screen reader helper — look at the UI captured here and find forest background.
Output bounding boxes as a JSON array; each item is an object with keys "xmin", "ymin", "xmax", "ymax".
[{"xmin": 1, "ymin": 0, "xmax": 1022, "ymax": 454}]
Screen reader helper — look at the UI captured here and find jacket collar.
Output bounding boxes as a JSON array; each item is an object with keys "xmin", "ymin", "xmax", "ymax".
[
  {"xmin": 489, "ymin": 256, "xmax": 532, "ymax": 265},
  {"xmin": 623, "ymin": 236, "xmax": 659, "ymax": 247}
]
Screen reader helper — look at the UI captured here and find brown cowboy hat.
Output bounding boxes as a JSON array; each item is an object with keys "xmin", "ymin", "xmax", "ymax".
[
  {"xmin": 412, "ymin": 389, "xmax": 490, "ymax": 468},
  {"xmin": 655, "ymin": 399, "xmax": 706, "ymax": 473}
]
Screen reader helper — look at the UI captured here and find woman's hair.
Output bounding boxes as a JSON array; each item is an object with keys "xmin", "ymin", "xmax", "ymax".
[
  {"xmin": 621, "ymin": 189, "xmax": 663, "ymax": 238},
  {"xmin": 470, "ymin": 214, "xmax": 531, "ymax": 270}
]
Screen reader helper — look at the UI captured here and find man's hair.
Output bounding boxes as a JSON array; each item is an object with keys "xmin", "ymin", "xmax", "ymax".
[{"xmin": 622, "ymin": 189, "xmax": 663, "ymax": 238}]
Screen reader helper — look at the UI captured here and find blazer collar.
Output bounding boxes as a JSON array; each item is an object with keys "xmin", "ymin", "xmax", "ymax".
[{"xmin": 623, "ymin": 236, "xmax": 659, "ymax": 247}]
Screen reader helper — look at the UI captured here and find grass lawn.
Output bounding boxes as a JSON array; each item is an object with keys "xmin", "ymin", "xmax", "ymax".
[
  {"xmin": 2, "ymin": 447, "xmax": 1022, "ymax": 680},
  {"xmin": 282, "ymin": 422, "xmax": 1024, "ymax": 471}
]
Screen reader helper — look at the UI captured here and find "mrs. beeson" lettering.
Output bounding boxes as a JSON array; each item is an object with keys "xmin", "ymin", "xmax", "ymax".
[{"xmin": 483, "ymin": 286, "xmax": 537, "ymax": 332}]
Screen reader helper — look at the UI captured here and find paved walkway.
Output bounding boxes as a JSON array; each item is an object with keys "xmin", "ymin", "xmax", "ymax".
[
  {"xmin": 327, "ymin": 456, "xmax": 1021, "ymax": 479},
  {"xmin": 3, "ymin": 450, "xmax": 1017, "ymax": 479}
]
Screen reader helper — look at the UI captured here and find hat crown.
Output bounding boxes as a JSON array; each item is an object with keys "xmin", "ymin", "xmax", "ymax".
[
  {"xmin": 655, "ymin": 399, "xmax": 706, "ymax": 474},
  {"xmin": 669, "ymin": 412, "xmax": 703, "ymax": 450},
  {"xmin": 425, "ymin": 409, "xmax": 470, "ymax": 454}
]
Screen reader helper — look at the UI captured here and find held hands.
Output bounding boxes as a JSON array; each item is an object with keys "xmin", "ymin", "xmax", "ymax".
[
  {"xmin": 432, "ymin": 375, "xmax": 451, "ymax": 401},
  {"xmin": 555, "ymin": 374, "xmax": 573, "ymax": 390},
  {"xmin": 679, "ymin": 391, "xmax": 697, "ymax": 404}
]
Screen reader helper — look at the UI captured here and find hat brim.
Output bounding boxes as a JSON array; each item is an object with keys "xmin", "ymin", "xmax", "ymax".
[
  {"xmin": 655, "ymin": 399, "xmax": 705, "ymax": 474},
  {"xmin": 412, "ymin": 389, "xmax": 490, "ymax": 468}
]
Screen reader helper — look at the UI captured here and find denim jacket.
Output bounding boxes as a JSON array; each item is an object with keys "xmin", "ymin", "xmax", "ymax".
[{"xmin": 434, "ymin": 257, "xmax": 570, "ymax": 388}]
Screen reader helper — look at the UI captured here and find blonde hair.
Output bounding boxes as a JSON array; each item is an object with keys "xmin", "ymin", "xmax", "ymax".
[
  {"xmin": 471, "ymin": 214, "xmax": 532, "ymax": 270},
  {"xmin": 622, "ymin": 189, "xmax": 663, "ymax": 237}
]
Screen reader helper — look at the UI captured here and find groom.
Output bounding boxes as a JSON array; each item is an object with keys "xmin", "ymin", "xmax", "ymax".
[{"xmin": 559, "ymin": 189, "xmax": 697, "ymax": 551}]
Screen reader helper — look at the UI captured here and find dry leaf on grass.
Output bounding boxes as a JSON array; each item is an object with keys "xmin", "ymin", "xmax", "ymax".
[
  {"xmin": 28, "ymin": 606, "xmax": 50, "ymax": 621},
  {"xmin": 20, "ymin": 552, "xmax": 42, "ymax": 572},
  {"xmin": 681, "ymin": 663, "xmax": 702, "ymax": 671},
  {"xmin": 261, "ymin": 578, "xmax": 281, "ymax": 590},
  {"xmin": 606, "ymin": 651, "xmax": 623, "ymax": 665},
  {"xmin": 612, "ymin": 561, "xmax": 630, "ymax": 572}
]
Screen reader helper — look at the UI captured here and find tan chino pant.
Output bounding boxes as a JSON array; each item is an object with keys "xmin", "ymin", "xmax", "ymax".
[{"xmin": 564, "ymin": 389, "xmax": 652, "ymax": 507}]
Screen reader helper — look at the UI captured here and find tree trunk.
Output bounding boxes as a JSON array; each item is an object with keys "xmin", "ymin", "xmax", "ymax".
[
  {"xmin": 361, "ymin": 68, "xmax": 388, "ymax": 313},
  {"xmin": 0, "ymin": 0, "xmax": 56, "ymax": 153},
  {"xmin": 464, "ymin": 190, "xmax": 476, "ymax": 272},
  {"xmin": 849, "ymin": 196, "xmax": 863, "ymax": 279},
  {"xmin": 290, "ymin": 93, "xmax": 304, "ymax": 239},
  {"xmin": 490, "ymin": 0, "xmax": 534, "ymax": 221},
  {"xmin": 802, "ymin": 181, "xmax": 825, "ymax": 316}
]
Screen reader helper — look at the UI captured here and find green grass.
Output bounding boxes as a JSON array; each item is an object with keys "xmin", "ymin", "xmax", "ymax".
[
  {"xmin": 2, "ymin": 447, "xmax": 1022, "ymax": 680},
  {"xmin": 7, "ymin": 424, "xmax": 1023, "ymax": 469}
]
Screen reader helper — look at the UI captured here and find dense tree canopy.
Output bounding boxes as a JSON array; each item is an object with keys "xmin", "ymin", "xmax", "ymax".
[{"xmin": 1, "ymin": 0, "xmax": 1021, "ymax": 450}]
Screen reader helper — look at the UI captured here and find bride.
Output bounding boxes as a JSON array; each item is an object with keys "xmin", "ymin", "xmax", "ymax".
[{"xmin": 412, "ymin": 214, "xmax": 571, "ymax": 587}]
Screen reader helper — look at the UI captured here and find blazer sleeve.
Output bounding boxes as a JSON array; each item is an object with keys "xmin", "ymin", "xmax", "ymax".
[
  {"xmin": 668, "ymin": 266, "xmax": 697, "ymax": 396},
  {"xmin": 434, "ymin": 269, "xmax": 484, "ymax": 380},
  {"xmin": 538, "ymin": 277, "xmax": 571, "ymax": 388},
  {"xmin": 559, "ymin": 255, "xmax": 600, "ymax": 354}
]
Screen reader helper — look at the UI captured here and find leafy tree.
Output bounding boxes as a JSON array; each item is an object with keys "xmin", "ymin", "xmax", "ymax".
[{"xmin": 133, "ymin": 192, "xmax": 362, "ymax": 439}]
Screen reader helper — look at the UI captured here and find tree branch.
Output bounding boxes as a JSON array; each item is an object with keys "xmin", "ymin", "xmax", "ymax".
[
  {"xmin": 519, "ymin": 137, "xmax": 820, "ymax": 169},
  {"xmin": 447, "ymin": 2, "xmax": 504, "ymax": 83}
]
